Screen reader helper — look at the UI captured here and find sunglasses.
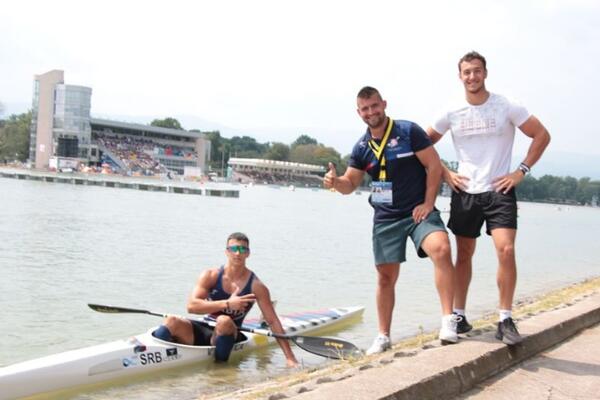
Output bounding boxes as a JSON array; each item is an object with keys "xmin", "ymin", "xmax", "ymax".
[{"xmin": 226, "ymin": 245, "xmax": 250, "ymax": 254}]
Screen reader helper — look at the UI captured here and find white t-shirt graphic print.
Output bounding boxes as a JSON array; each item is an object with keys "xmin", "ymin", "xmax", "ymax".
[{"xmin": 433, "ymin": 93, "xmax": 530, "ymax": 193}]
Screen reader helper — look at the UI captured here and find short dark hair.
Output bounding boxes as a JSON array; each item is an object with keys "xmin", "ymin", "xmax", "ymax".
[
  {"xmin": 227, "ymin": 232, "xmax": 249, "ymax": 246},
  {"xmin": 357, "ymin": 86, "xmax": 382, "ymax": 100},
  {"xmin": 458, "ymin": 51, "xmax": 487, "ymax": 72}
]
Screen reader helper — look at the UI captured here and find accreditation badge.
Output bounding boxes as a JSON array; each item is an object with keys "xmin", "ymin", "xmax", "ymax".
[{"xmin": 370, "ymin": 181, "xmax": 393, "ymax": 204}]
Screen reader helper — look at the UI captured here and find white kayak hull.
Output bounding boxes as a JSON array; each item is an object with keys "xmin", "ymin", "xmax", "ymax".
[{"xmin": 0, "ymin": 306, "xmax": 363, "ymax": 399}]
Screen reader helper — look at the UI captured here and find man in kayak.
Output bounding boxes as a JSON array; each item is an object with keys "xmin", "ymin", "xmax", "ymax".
[
  {"xmin": 153, "ymin": 232, "xmax": 299, "ymax": 366},
  {"xmin": 323, "ymin": 86, "xmax": 457, "ymax": 354},
  {"xmin": 426, "ymin": 51, "xmax": 551, "ymax": 345}
]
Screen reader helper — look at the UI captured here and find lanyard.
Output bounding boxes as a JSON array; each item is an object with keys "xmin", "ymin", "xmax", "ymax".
[{"xmin": 367, "ymin": 118, "xmax": 394, "ymax": 181}]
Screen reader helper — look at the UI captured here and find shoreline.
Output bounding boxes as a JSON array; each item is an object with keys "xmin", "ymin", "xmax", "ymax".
[
  {"xmin": 203, "ymin": 275, "xmax": 600, "ymax": 400},
  {"xmin": 0, "ymin": 166, "xmax": 240, "ymax": 198}
]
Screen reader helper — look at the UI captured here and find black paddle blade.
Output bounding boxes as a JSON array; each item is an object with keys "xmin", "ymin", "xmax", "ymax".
[
  {"xmin": 292, "ymin": 336, "xmax": 363, "ymax": 360},
  {"xmin": 88, "ymin": 303, "xmax": 123, "ymax": 313},
  {"xmin": 88, "ymin": 303, "xmax": 149, "ymax": 315}
]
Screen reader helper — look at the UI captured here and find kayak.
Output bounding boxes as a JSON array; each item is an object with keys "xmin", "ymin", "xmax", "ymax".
[{"xmin": 0, "ymin": 306, "xmax": 363, "ymax": 399}]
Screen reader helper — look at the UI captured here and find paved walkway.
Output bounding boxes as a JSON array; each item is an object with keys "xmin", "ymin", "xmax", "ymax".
[{"xmin": 457, "ymin": 322, "xmax": 600, "ymax": 399}]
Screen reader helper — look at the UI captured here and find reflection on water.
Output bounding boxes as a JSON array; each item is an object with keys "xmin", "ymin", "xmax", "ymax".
[{"xmin": 1, "ymin": 178, "xmax": 599, "ymax": 399}]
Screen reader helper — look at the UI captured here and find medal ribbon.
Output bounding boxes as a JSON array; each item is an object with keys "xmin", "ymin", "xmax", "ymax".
[{"xmin": 367, "ymin": 118, "xmax": 394, "ymax": 181}]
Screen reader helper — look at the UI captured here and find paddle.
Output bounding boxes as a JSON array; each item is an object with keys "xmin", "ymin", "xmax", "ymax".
[{"xmin": 88, "ymin": 303, "xmax": 362, "ymax": 360}]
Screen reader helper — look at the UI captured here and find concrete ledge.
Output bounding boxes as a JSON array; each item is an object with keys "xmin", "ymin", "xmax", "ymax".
[
  {"xmin": 391, "ymin": 302, "xmax": 600, "ymax": 400},
  {"xmin": 212, "ymin": 290, "xmax": 600, "ymax": 400}
]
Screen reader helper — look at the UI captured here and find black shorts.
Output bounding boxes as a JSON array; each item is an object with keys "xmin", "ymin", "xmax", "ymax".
[
  {"xmin": 190, "ymin": 320, "xmax": 244, "ymax": 346},
  {"xmin": 447, "ymin": 189, "xmax": 517, "ymax": 238},
  {"xmin": 191, "ymin": 321, "xmax": 215, "ymax": 346}
]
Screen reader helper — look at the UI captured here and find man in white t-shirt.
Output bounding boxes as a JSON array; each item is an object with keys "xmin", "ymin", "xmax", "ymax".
[{"xmin": 427, "ymin": 51, "xmax": 551, "ymax": 345}]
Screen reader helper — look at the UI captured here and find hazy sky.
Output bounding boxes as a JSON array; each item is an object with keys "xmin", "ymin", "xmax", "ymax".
[{"xmin": 2, "ymin": 0, "xmax": 599, "ymax": 166}]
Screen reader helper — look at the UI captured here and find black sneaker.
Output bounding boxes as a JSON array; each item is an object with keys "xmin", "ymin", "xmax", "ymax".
[
  {"xmin": 495, "ymin": 317, "xmax": 523, "ymax": 345},
  {"xmin": 453, "ymin": 313, "xmax": 473, "ymax": 334}
]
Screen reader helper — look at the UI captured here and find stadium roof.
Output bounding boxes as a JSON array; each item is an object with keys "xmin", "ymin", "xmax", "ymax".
[
  {"xmin": 228, "ymin": 157, "xmax": 325, "ymax": 172},
  {"xmin": 90, "ymin": 117, "xmax": 205, "ymax": 139}
]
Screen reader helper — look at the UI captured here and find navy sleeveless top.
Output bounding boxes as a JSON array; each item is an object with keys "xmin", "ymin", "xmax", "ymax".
[{"xmin": 207, "ymin": 266, "xmax": 256, "ymax": 327}]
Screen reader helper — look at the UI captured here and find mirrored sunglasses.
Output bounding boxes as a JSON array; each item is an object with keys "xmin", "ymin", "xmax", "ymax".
[{"xmin": 226, "ymin": 245, "xmax": 250, "ymax": 254}]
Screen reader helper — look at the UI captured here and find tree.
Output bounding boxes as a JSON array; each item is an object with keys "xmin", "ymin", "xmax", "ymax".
[
  {"xmin": 289, "ymin": 143, "xmax": 341, "ymax": 168},
  {"xmin": 264, "ymin": 142, "xmax": 290, "ymax": 161},
  {"xmin": 0, "ymin": 111, "xmax": 32, "ymax": 162},
  {"xmin": 150, "ymin": 117, "xmax": 183, "ymax": 130},
  {"xmin": 204, "ymin": 130, "xmax": 223, "ymax": 164},
  {"xmin": 229, "ymin": 136, "xmax": 268, "ymax": 158},
  {"xmin": 291, "ymin": 134, "xmax": 318, "ymax": 148}
]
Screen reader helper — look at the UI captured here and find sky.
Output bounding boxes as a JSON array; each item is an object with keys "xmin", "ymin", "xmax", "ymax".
[{"xmin": 2, "ymin": 0, "xmax": 600, "ymax": 177}]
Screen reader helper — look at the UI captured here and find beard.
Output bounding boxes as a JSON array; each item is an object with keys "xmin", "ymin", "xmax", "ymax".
[{"xmin": 364, "ymin": 114, "xmax": 386, "ymax": 129}]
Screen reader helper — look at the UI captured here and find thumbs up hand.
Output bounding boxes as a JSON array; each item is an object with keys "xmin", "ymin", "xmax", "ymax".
[{"xmin": 323, "ymin": 162, "xmax": 337, "ymax": 189}]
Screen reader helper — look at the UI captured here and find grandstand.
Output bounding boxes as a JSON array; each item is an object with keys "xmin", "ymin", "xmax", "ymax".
[
  {"xmin": 29, "ymin": 70, "xmax": 211, "ymax": 176},
  {"xmin": 228, "ymin": 157, "xmax": 325, "ymax": 186},
  {"xmin": 91, "ymin": 118, "xmax": 209, "ymax": 176}
]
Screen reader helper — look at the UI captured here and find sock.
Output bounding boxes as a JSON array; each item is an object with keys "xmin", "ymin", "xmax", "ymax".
[
  {"xmin": 453, "ymin": 309, "xmax": 465, "ymax": 316},
  {"xmin": 152, "ymin": 325, "xmax": 173, "ymax": 342},
  {"xmin": 214, "ymin": 335, "xmax": 235, "ymax": 362},
  {"xmin": 499, "ymin": 309, "xmax": 512, "ymax": 322}
]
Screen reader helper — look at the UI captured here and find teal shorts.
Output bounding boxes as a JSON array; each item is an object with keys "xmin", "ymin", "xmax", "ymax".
[{"xmin": 372, "ymin": 210, "xmax": 447, "ymax": 265}]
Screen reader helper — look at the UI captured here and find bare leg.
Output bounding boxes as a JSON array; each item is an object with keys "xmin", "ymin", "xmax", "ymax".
[
  {"xmin": 374, "ymin": 263, "xmax": 400, "ymax": 336},
  {"xmin": 420, "ymin": 231, "xmax": 454, "ymax": 315},
  {"xmin": 211, "ymin": 314, "xmax": 238, "ymax": 344},
  {"xmin": 490, "ymin": 228, "xmax": 517, "ymax": 310},
  {"xmin": 163, "ymin": 315, "xmax": 195, "ymax": 344},
  {"xmin": 454, "ymin": 235, "xmax": 476, "ymax": 310}
]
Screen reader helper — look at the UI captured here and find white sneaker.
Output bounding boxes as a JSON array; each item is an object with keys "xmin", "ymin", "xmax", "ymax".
[
  {"xmin": 439, "ymin": 314, "xmax": 459, "ymax": 345},
  {"xmin": 366, "ymin": 334, "xmax": 391, "ymax": 355}
]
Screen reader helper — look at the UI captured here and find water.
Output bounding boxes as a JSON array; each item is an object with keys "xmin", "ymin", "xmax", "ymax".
[{"xmin": 1, "ymin": 177, "xmax": 599, "ymax": 399}]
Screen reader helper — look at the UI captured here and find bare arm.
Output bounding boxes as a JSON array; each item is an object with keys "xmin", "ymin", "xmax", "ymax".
[
  {"xmin": 412, "ymin": 145, "xmax": 443, "ymax": 222},
  {"xmin": 493, "ymin": 115, "xmax": 551, "ymax": 193},
  {"xmin": 186, "ymin": 269, "xmax": 225, "ymax": 314},
  {"xmin": 253, "ymin": 280, "xmax": 298, "ymax": 367},
  {"xmin": 186, "ymin": 269, "xmax": 256, "ymax": 315},
  {"xmin": 426, "ymin": 126, "xmax": 444, "ymax": 145},
  {"xmin": 518, "ymin": 115, "xmax": 551, "ymax": 168},
  {"xmin": 323, "ymin": 163, "xmax": 365, "ymax": 194}
]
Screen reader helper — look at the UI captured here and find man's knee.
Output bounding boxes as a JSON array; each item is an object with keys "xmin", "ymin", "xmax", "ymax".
[
  {"xmin": 456, "ymin": 236, "xmax": 476, "ymax": 261},
  {"xmin": 422, "ymin": 233, "xmax": 451, "ymax": 261},
  {"xmin": 376, "ymin": 264, "xmax": 399, "ymax": 287},
  {"xmin": 164, "ymin": 315, "xmax": 180, "ymax": 327},
  {"xmin": 496, "ymin": 243, "xmax": 515, "ymax": 263},
  {"xmin": 215, "ymin": 315, "xmax": 237, "ymax": 336}
]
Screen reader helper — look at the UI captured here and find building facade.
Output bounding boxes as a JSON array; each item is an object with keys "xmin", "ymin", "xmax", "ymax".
[{"xmin": 29, "ymin": 70, "xmax": 211, "ymax": 174}]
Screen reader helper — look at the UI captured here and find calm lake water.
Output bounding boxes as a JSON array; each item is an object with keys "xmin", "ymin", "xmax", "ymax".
[{"xmin": 1, "ymin": 176, "xmax": 599, "ymax": 399}]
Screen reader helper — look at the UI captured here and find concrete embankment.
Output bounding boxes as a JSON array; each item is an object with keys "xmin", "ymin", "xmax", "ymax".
[
  {"xmin": 204, "ymin": 277, "xmax": 600, "ymax": 400},
  {"xmin": 0, "ymin": 167, "xmax": 239, "ymax": 198}
]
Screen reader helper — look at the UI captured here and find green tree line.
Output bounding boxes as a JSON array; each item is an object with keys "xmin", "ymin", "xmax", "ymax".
[
  {"xmin": 3, "ymin": 113, "xmax": 599, "ymax": 205},
  {"xmin": 517, "ymin": 175, "xmax": 600, "ymax": 205},
  {"xmin": 150, "ymin": 118, "xmax": 344, "ymax": 172},
  {"xmin": 0, "ymin": 111, "xmax": 31, "ymax": 163}
]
